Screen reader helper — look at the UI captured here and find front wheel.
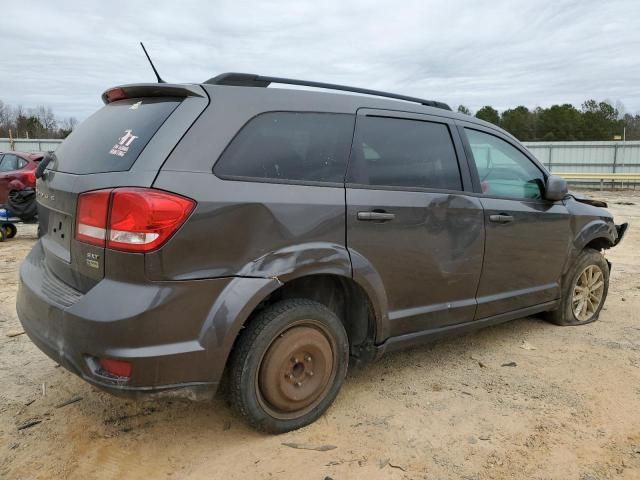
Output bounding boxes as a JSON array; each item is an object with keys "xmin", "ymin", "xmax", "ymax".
[
  {"xmin": 546, "ymin": 249, "xmax": 609, "ymax": 326},
  {"xmin": 228, "ymin": 299, "xmax": 349, "ymax": 433}
]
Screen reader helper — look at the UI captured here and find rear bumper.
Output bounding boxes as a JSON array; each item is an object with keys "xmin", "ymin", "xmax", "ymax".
[{"xmin": 16, "ymin": 242, "xmax": 239, "ymax": 398}]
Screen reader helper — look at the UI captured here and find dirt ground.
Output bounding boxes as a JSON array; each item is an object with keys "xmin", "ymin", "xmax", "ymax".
[{"xmin": 1, "ymin": 190, "xmax": 639, "ymax": 480}]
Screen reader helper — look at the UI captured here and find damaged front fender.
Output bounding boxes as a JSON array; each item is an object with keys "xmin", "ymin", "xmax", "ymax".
[
  {"xmin": 614, "ymin": 222, "xmax": 629, "ymax": 247},
  {"xmin": 573, "ymin": 219, "xmax": 618, "ymax": 252}
]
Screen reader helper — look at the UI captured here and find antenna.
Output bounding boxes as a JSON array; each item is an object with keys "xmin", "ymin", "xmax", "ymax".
[{"xmin": 140, "ymin": 42, "xmax": 166, "ymax": 83}]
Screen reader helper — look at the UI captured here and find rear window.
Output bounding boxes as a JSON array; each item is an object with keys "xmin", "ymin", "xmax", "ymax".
[
  {"xmin": 50, "ymin": 98, "xmax": 180, "ymax": 174},
  {"xmin": 214, "ymin": 112, "xmax": 355, "ymax": 184}
]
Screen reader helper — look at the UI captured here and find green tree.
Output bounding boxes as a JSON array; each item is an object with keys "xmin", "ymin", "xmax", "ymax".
[
  {"xmin": 623, "ymin": 114, "xmax": 640, "ymax": 140},
  {"xmin": 475, "ymin": 106, "xmax": 500, "ymax": 126},
  {"xmin": 581, "ymin": 100, "xmax": 623, "ymax": 140},
  {"xmin": 0, "ymin": 99, "xmax": 77, "ymax": 139},
  {"xmin": 500, "ymin": 106, "xmax": 534, "ymax": 141},
  {"xmin": 457, "ymin": 105, "xmax": 471, "ymax": 115},
  {"xmin": 23, "ymin": 116, "xmax": 46, "ymax": 138},
  {"xmin": 59, "ymin": 117, "xmax": 78, "ymax": 138},
  {"xmin": 537, "ymin": 104, "xmax": 583, "ymax": 141}
]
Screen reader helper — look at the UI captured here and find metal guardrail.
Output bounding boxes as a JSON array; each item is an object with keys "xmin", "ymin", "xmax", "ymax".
[
  {"xmin": 555, "ymin": 173, "xmax": 640, "ymax": 179},
  {"xmin": 555, "ymin": 172, "xmax": 640, "ymax": 190}
]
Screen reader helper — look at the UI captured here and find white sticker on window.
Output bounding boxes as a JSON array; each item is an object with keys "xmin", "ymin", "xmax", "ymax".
[{"xmin": 109, "ymin": 130, "xmax": 138, "ymax": 157}]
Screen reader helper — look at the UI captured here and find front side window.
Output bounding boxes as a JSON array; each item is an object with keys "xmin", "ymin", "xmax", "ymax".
[
  {"xmin": 465, "ymin": 129, "xmax": 545, "ymax": 199},
  {"xmin": 347, "ymin": 116, "xmax": 462, "ymax": 190},
  {"xmin": 0, "ymin": 154, "xmax": 19, "ymax": 172},
  {"xmin": 215, "ymin": 112, "xmax": 355, "ymax": 183}
]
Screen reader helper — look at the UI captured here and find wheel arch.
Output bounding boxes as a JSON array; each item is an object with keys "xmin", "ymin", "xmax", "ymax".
[
  {"xmin": 584, "ymin": 236, "xmax": 614, "ymax": 251},
  {"xmin": 235, "ymin": 273, "xmax": 381, "ymax": 362},
  {"xmin": 199, "ymin": 271, "xmax": 386, "ymax": 386},
  {"xmin": 232, "ymin": 242, "xmax": 390, "ymax": 347},
  {"xmin": 198, "ymin": 241, "xmax": 391, "ymax": 385},
  {"xmin": 559, "ymin": 221, "xmax": 615, "ymax": 285},
  {"xmin": 574, "ymin": 220, "xmax": 617, "ymax": 252}
]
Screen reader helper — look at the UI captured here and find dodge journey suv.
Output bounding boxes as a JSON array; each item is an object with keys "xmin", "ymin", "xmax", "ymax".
[{"xmin": 17, "ymin": 73, "xmax": 627, "ymax": 432}]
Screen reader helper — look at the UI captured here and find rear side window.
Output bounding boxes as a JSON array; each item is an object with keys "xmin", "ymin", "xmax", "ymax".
[
  {"xmin": 0, "ymin": 154, "xmax": 20, "ymax": 171},
  {"xmin": 347, "ymin": 116, "xmax": 462, "ymax": 190},
  {"xmin": 50, "ymin": 98, "xmax": 180, "ymax": 174},
  {"xmin": 214, "ymin": 112, "xmax": 355, "ymax": 183}
]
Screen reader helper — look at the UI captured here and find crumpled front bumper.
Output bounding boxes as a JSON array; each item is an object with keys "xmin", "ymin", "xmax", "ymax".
[{"xmin": 614, "ymin": 222, "xmax": 629, "ymax": 247}]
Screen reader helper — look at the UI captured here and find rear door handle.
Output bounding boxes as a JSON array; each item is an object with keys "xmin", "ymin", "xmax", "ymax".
[
  {"xmin": 357, "ymin": 211, "xmax": 396, "ymax": 222},
  {"xmin": 489, "ymin": 214, "xmax": 514, "ymax": 224}
]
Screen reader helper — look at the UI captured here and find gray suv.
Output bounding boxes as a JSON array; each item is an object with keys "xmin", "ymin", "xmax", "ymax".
[{"xmin": 17, "ymin": 73, "xmax": 627, "ymax": 432}]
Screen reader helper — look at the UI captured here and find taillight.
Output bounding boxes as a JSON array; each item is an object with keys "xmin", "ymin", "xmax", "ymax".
[
  {"xmin": 24, "ymin": 170, "xmax": 36, "ymax": 187},
  {"xmin": 76, "ymin": 190, "xmax": 112, "ymax": 246},
  {"xmin": 108, "ymin": 188, "xmax": 195, "ymax": 252},
  {"xmin": 75, "ymin": 188, "xmax": 195, "ymax": 252}
]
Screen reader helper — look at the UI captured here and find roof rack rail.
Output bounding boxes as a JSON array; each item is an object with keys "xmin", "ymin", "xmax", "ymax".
[{"xmin": 204, "ymin": 73, "xmax": 451, "ymax": 111}]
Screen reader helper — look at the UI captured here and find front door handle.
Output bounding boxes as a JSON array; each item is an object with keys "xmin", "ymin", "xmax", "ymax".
[
  {"xmin": 357, "ymin": 211, "xmax": 396, "ymax": 222},
  {"xmin": 489, "ymin": 214, "xmax": 514, "ymax": 224}
]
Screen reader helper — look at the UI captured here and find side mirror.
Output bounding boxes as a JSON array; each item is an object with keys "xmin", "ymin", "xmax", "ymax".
[{"xmin": 544, "ymin": 175, "xmax": 568, "ymax": 201}]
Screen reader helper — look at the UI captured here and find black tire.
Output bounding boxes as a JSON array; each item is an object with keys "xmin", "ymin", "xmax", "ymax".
[
  {"xmin": 0, "ymin": 227, "xmax": 5, "ymax": 242},
  {"xmin": 546, "ymin": 249, "xmax": 609, "ymax": 326},
  {"xmin": 3, "ymin": 223, "xmax": 17, "ymax": 239},
  {"xmin": 228, "ymin": 298, "xmax": 349, "ymax": 433}
]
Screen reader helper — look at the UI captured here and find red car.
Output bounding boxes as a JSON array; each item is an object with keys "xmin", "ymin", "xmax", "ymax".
[{"xmin": 0, "ymin": 152, "xmax": 43, "ymax": 204}]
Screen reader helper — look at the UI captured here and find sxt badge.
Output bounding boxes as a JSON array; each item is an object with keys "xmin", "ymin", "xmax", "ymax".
[{"xmin": 86, "ymin": 252, "xmax": 100, "ymax": 269}]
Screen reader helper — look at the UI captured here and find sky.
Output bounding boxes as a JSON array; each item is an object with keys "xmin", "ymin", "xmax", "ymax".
[{"xmin": 2, "ymin": 0, "xmax": 640, "ymax": 121}]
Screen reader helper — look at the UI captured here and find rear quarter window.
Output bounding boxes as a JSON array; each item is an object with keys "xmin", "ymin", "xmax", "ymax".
[
  {"xmin": 50, "ymin": 98, "xmax": 180, "ymax": 174},
  {"xmin": 214, "ymin": 112, "xmax": 355, "ymax": 184}
]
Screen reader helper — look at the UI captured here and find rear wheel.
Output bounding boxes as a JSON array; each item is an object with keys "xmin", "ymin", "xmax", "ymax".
[
  {"xmin": 228, "ymin": 299, "xmax": 349, "ymax": 433},
  {"xmin": 546, "ymin": 249, "xmax": 609, "ymax": 326}
]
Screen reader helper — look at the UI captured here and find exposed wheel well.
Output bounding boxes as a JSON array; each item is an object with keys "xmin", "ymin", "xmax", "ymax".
[
  {"xmin": 249, "ymin": 274, "xmax": 377, "ymax": 362},
  {"xmin": 585, "ymin": 237, "xmax": 613, "ymax": 251}
]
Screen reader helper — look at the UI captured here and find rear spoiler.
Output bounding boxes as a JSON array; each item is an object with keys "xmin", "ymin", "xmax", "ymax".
[{"xmin": 101, "ymin": 83, "xmax": 206, "ymax": 104}]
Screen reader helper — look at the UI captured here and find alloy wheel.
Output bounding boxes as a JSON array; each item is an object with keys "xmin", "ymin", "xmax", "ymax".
[{"xmin": 572, "ymin": 264, "xmax": 605, "ymax": 322}]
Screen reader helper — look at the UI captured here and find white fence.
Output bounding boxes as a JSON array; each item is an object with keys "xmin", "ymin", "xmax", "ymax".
[
  {"xmin": 522, "ymin": 141, "xmax": 640, "ymax": 174},
  {"xmin": 2, "ymin": 138, "xmax": 640, "ymax": 185},
  {"xmin": 0, "ymin": 138, "xmax": 63, "ymax": 152}
]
